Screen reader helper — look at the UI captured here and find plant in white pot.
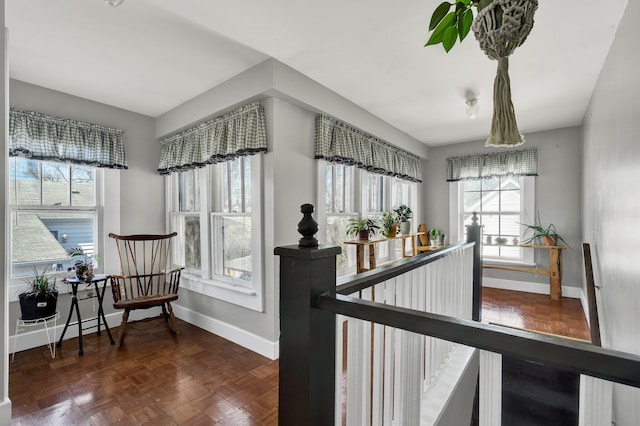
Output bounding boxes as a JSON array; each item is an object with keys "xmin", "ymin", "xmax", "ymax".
[{"xmin": 394, "ymin": 205, "xmax": 413, "ymax": 235}]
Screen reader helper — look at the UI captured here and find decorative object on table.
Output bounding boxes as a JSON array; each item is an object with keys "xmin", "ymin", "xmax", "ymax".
[
  {"xmin": 520, "ymin": 212, "xmax": 568, "ymax": 246},
  {"xmin": 297, "ymin": 203, "xmax": 319, "ymax": 248},
  {"xmin": 429, "ymin": 228, "xmax": 442, "ymax": 247},
  {"xmin": 495, "ymin": 237, "xmax": 508, "ymax": 245},
  {"xmin": 513, "ymin": 237, "xmax": 519, "ymax": 245},
  {"xmin": 380, "ymin": 212, "xmax": 398, "ymax": 238},
  {"xmin": 486, "ymin": 235, "xmax": 492, "ymax": 245},
  {"xmin": 394, "ymin": 204, "xmax": 412, "ymax": 235},
  {"xmin": 18, "ymin": 265, "xmax": 58, "ymax": 320},
  {"xmin": 346, "ymin": 218, "xmax": 380, "ymax": 241},
  {"xmin": 425, "ymin": 0, "xmax": 539, "ymax": 147},
  {"xmin": 66, "ymin": 247, "xmax": 97, "ymax": 283}
]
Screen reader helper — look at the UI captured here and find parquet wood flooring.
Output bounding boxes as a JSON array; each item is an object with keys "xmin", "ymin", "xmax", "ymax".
[
  {"xmin": 10, "ymin": 318, "xmax": 278, "ymax": 425},
  {"xmin": 481, "ymin": 287, "xmax": 591, "ymax": 341},
  {"xmin": 10, "ymin": 288, "xmax": 589, "ymax": 425}
]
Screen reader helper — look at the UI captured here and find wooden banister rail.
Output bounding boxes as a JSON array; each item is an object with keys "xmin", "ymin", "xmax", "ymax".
[{"xmin": 316, "ymin": 293, "xmax": 640, "ymax": 389}]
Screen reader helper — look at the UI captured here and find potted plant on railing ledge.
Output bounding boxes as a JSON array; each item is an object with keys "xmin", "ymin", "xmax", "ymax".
[
  {"xmin": 346, "ymin": 218, "xmax": 380, "ymax": 241},
  {"xmin": 394, "ymin": 205, "xmax": 413, "ymax": 235},
  {"xmin": 520, "ymin": 213, "xmax": 568, "ymax": 247},
  {"xmin": 380, "ymin": 212, "xmax": 398, "ymax": 238},
  {"xmin": 18, "ymin": 265, "xmax": 59, "ymax": 320}
]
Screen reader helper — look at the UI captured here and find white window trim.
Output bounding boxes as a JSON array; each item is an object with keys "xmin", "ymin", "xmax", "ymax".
[
  {"xmin": 167, "ymin": 155, "xmax": 264, "ymax": 312},
  {"xmin": 9, "ymin": 167, "xmax": 120, "ymax": 301},
  {"xmin": 449, "ymin": 176, "xmax": 535, "ymax": 267}
]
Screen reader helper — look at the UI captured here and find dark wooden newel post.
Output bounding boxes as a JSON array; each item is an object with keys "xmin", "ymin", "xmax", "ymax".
[
  {"xmin": 274, "ymin": 204, "xmax": 341, "ymax": 426},
  {"xmin": 466, "ymin": 212, "xmax": 483, "ymax": 322}
]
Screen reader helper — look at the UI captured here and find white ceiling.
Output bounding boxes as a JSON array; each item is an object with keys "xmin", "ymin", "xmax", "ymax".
[{"xmin": 6, "ymin": 0, "xmax": 628, "ymax": 146}]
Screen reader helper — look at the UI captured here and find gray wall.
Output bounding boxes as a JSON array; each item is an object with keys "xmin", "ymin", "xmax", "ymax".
[
  {"xmin": 423, "ymin": 126, "xmax": 583, "ymax": 289},
  {"xmin": 9, "ymin": 79, "xmax": 162, "ymax": 335},
  {"xmin": 581, "ymin": 1, "xmax": 640, "ymax": 423}
]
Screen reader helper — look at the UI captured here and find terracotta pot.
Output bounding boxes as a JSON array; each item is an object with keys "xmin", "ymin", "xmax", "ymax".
[
  {"xmin": 543, "ymin": 236, "xmax": 556, "ymax": 246},
  {"xmin": 386, "ymin": 224, "xmax": 398, "ymax": 238}
]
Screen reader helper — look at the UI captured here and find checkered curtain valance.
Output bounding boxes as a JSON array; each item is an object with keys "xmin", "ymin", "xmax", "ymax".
[
  {"xmin": 446, "ymin": 147, "xmax": 538, "ymax": 181},
  {"xmin": 314, "ymin": 114, "xmax": 422, "ymax": 182},
  {"xmin": 9, "ymin": 108, "xmax": 127, "ymax": 169},
  {"xmin": 157, "ymin": 102, "xmax": 267, "ymax": 175}
]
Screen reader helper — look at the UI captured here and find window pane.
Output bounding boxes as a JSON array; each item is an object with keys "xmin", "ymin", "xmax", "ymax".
[
  {"xmin": 223, "ymin": 158, "xmax": 244, "ymax": 213},
  {"xmin": 481, "ymin": 177, "xmax": 500, "ymax": 191},
  {"xmin": 325, "ymin": 164, "xmax": 333, "ymax": 212},
  {"xmin": 221, "ymin": 215, "xmax": 252, "ymax": 283},
  {"xmin": 12, "ymin": 211, "xmax": 95, "ymax": 278},
  {"xmin": 243, "ymin": 157, "xmax": 251, "ymax": 213},
  {"xmin": 178, "ymin": 170, "xmax": 199, "ymax": 212},
  {"xmin": 42, "ymin": 163, "xmax": 70, "ymax": 206},
  {"xmin": 71, "ymin": 166, "xmax": 95, "ymax": 206},
  {"xmin": 327, "ymin": 214, "xmax": 357, "ymax": 275},
  {"xmin": 172, "ymin": 214, "xmax": 201, "ymax": 270},
  {"xmin": 15, "ymin": 158, "xmax": 41, "ymax": 205},
  {"xmin": 463, "ymin": 180, "xmax": 481, "ymax": 191},
  {"xmin": 367, "ymin": 174, "xmax": 384, "ymax": 212}
]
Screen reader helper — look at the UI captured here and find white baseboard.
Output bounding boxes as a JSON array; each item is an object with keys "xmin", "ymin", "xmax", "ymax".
[
  {"xmin": 10, "ymin": 305, "xmax": 279, "ymax": 361},
  {"xmin": 482, "ymin": 277, "xmax": 583, "ymax": 299},
  {"xmin": 172, "ymin": 304, "xmax": 279, "ymax": 360},
  {"xmin": 0, "ymin": 398, "xmax": 11, "ymax": 426}
]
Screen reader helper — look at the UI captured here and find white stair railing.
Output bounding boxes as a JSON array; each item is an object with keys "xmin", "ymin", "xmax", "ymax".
[{"xmin": 337, "ymin": 244, "xmax": 474, "ymax": 425}]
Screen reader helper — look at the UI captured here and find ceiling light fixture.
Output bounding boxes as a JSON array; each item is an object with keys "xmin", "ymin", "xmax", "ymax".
[
  {"xmin": 465, "ymin": 98, "xmax": 479, "ymax": 120},
  {"xmin": 104, "ymin": 0, "xmax": 124, "ymax": 7}
]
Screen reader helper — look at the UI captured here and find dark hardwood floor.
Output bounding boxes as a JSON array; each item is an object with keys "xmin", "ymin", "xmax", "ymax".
[
  {"xmin": 10, "ymin": 318, "xmax": 278, "ymax": 425},
  {"xmin": 481, "ymin": 287, "xmax": 591, "ymax": 341},
  {"xmin": 9, "ymin": 288, "xmax": 590, "ymax": 424}
]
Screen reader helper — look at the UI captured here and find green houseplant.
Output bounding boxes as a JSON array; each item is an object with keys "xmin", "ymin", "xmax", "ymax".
[
  {"xmin": 346, "ymin": 218, "xmax": 380, "ymax": 241},
  {"xmin": 394, "ymin": 205, "xmax": 413, "ymax": 235},
  {"xmin": 429, "ymin": 228, "xmax": 443, "ymax": 246},
  {"xmin": 520, "ymin": 213, "xmax": 568, "ymax": 246},
  {"xmin": 380, "ymin": 212, "xmax": 398, "ymax": 238},
  {"xmin": 18, "ymin": 265, "xmax": 59, "ymax": 320}
]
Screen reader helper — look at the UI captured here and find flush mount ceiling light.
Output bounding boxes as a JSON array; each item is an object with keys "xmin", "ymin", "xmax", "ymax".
[
  {"xmin": 104, "ymin": 0, "xmax": 124, "ymax": 7},
  {"xmin": 465, "ymin": 98, "xmax": 479, "ymax": 120}
]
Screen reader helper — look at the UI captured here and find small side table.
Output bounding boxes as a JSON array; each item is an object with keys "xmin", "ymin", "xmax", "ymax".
[
  {"xmin": 57, "ymin": 274, "xmax": 115, "ymax": 355},
  {"xmin": 13, "ymin": 311, "xmax": 60, "ymax": 362}
]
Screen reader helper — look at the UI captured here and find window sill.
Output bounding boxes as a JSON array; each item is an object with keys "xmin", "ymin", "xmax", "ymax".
[{"xmin": 181, "ymin": 273, "xmax": 262, "ymax": 312}]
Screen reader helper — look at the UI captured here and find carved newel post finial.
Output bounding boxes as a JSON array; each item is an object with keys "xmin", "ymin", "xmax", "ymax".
[
  {"xmin": 471, "ymin": 211, "xmax": 479, "ymax": 226},
  {"xmin": 298, "ymin": 204, "xmax": 319, "ymax": 248}
]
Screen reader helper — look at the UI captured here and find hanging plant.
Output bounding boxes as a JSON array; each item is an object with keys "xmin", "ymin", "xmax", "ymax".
[{"xmin": 425, "ymin": 0, "xmax": 539, "ymax": 147}]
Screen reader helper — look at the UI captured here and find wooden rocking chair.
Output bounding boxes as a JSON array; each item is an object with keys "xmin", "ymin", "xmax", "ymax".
[{"xmin": 109, "ymin": 232, "xmax": 184, "ymax": 346}]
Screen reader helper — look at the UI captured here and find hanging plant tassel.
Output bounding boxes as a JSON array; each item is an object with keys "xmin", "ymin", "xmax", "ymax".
[
  {"xmin": 472, "ymin": 0, "xmax": 538, "ymax": 147},
  {"xmin": 487, "ymin": 56, "xmax": 524, "ymax": 146}
]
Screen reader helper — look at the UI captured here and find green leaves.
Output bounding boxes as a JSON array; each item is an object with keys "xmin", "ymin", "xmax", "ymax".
[{"xmin": 425, "ymin": 0, "xmax": 477, "ymax": 53}]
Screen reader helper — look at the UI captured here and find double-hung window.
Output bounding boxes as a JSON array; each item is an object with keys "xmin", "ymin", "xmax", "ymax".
[
  {"xmin": 318, "ymin": 161, "xmax": 418, "ymax": 276},
  {"xmin": 168, "ymin": 155, "xmax": 263, "ymax": 310},
  {"xmin": 9, "ymin": 157, "xmax": 99, "ymax": 279}
]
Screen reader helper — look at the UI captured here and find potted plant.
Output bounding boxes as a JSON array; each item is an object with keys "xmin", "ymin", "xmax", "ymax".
[
  {"xmin": 520, "ymin": 213, "xmax": 568, "ymax": 246},
  {"xmin": 380, "ymin": 212, "xmax": 398, "ymax": 238},
  {"xmin": 346, "ymin": 218, "xmax": 380, "ymax": 241},
  {"xmin": 18, "ymin": 265, "xmax": 59, "ymax": 320},
  {"xmin": 429, "ymin": 228, "xmax": 442, "ymax": 247},
  {"xmin": 67, "ymin": 247, "xmax": 96, "ymax": 282},
  {"xmin": 394, "ymin": 205, "xmax": 412, "ymax": 235}
]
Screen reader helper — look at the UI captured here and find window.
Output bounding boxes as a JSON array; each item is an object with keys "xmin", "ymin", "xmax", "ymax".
[
  {"xmin": 167, "ymin": 155, "xmax": 263, "ymax": 311},
  {"xmin": 451, "ymin": 176, "xmax": 535, "ymax": 263},
  {"xmin": 9, "ymin": 157, "xmax": 98, "ymax": 278},
  {"xmin": 318, "ymin": 161, "xmax": 418, "ymax": 276}
]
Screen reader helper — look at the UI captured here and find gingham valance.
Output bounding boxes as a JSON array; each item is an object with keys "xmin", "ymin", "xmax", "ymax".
[
  {"xmin": 314, "ymin": 114, "xmax": 422, "ymax": 182},
  {"xmin": 157, "ymin": 102, "xmax": 267, "ymax": 175},
  {"xmin": 9, "ymin": 108, "xmax": 127, "ymax": 169},
  {"xmin": 446, "ymin": 147, "xmax": 538, "ymax": 181}
]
